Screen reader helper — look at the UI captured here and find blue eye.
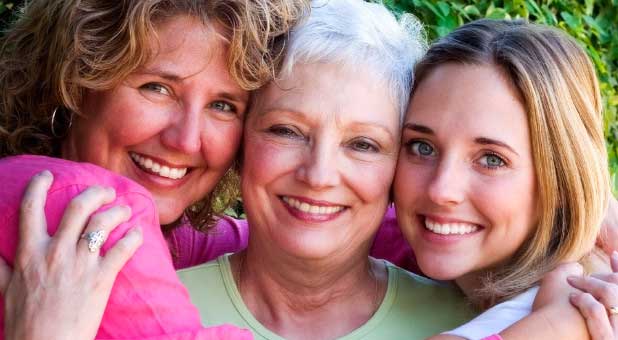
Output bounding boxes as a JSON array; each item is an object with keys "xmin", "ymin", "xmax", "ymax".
[
  {"xmin": 140, "ymin": 83, "xmax": 170, "ymax": 95},
  {"xmin": 211, "ymin": 101, "xmax": 236, "ymax": 113},
  {"xmin": 479, "ymin": 153, "xmax": 506, "ymax": 169},
  {"xmin": 408, "ymin": 140, "xmax": 435, "ymax": 157}
]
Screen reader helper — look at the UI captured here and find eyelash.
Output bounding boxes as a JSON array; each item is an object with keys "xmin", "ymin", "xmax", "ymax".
[
  {"xmin": 405, "ymin": 140, "xmax": 508, "ymax": 170},
  {"xmin": 477, "ymin": 152, "xmax": 507, "ymax": 170},
  {"xmin": 405, "ymin": 140, "xmax": 436, "ymax": 158},
  {"xmin": 349, "ymin": 138, "xmax": 379, "ymax": 153},
  {"xmin": 210, "ymin": 101, "xmax": 237, "ymax": 114},
  {"xmin": 268, "ymin": 125, "xmax": 303, "ymax": 139},
  {"xmin": 267, "ymin": 125, "xmax": 380, "ymax": 153},
  {"xmin": 140, "ymin": 82, "xmax": 170, "ymax": 95}
]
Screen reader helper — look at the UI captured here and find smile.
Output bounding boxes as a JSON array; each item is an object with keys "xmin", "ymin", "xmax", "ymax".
[
  {"xmin": 424, "ymin": 217, "xmax": 479, "ymax": 235},
  {"xmin": 281, "ymin": 196, "xmax": 346, "ymax": 215},
  {"xmin": 130, "ymin": 152, "xmax": 188, "ymax": 180}
]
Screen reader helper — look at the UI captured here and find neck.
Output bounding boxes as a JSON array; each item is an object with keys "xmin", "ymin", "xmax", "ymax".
[
  {"xmin": 455, "ymin": 270, "xmax": 484, "ymax": 299},
  {"xmin": 231, "ymin": 243, "xmax": 387, "ymax": 340}
]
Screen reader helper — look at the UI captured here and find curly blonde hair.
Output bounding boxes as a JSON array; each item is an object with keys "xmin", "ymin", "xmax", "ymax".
[{"xmin": 0, "ymin": 0, "xmax": 309, "ymax": 231}]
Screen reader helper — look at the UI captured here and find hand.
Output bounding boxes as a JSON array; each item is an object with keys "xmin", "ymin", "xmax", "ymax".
[
  {"xmin": 568, "ymin": 251, "xmax": 618, "ymax": 340},
  {"xmin": 533, "ymin": 262, "xmax": 584, "ymax": 310},
  {"xmin": 0, "ymin": 171, "xmax": 143, "ymax": 340}
]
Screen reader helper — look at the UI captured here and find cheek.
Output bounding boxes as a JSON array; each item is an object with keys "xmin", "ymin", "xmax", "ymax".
[
  {"xmin": 241, "ymin": 134, "xmax": 299, "ymax": 189},
  {"xmin": 349, "ymin": 157, "xmax": 397, "ymax": 203},
  {"xmin": 474, "ymin": 171, "xmax": 537, "ymax": 238},
  {"xmin": 393, "ymin": 161, "xmax": 430, "ymax": 207},
  {"xmin": 202, "ymin": 120, "xmax": 243, "ymax": 167},
  {"xmin": 81, "ymin": 91, "xmax": 167, "ymax": 146}
]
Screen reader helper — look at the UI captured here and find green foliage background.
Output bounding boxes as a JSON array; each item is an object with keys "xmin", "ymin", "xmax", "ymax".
[
  {"xmin": 1, "ymin": 0, "xmax": 617, "ymax": 193},
  {"xmin": 385, "ymin": 0, "xmax": 618, "ymax": 193}
]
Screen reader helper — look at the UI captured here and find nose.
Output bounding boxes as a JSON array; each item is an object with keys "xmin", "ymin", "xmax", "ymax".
[
  {"xmin": 295, "ymin": 141, "xmax": 341, "ymax": 189},
  {"xmin": 160, "ymin": 105, "xmax": 202, "ymax": 154},
  {"xmin": 426, "ymin": 158, "xmax": 465, "ymax": 206}
]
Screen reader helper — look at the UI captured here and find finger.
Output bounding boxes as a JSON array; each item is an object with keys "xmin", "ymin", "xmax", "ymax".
[
  {"xmin": 0, "ymin": 256, "xmax": 12, "ymax": 294},
  {"xmin": 100, "ymin": 227, "xmax": 143, "ymax": 280},
  {"xmin": 570, "ymin": 292, "xmax": 614, "ymax": 340},
  {"xmin": 77, "ymin": 205, "xmax": 132, "ymax": 257},
  {"xmin": 568, "ymin": 275, "xmax": 618, "ymax": 307},
  {"xmin": 591, "ymin": 272, "xmax": 618, "ymax": 285},
  {"xmin": 18, "ymin": 170, "xmax": 54, "ymax": 252},
  {"xmin": 54, "ymin": 185, "xmax": 116, "ymax": 249}
]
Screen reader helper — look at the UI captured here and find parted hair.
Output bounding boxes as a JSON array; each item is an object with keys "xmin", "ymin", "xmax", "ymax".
[
  {"xmin": 0, "ymin": 0, "xmax": 308, "ymax": 231},
  {"xmin": 413, "ymin": 19, "xmax": 610, "ymax": 309}
]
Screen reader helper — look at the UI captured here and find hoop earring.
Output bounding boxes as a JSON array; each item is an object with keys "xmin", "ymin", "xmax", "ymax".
[{"xmin": 50, "ymin": 107, "xmax": 73, "ymax": 138}]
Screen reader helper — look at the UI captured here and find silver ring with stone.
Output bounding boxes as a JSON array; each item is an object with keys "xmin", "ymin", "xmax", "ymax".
[{"xmin": 80, "ymin": 229, "xmax": 106, "ymax": 253}]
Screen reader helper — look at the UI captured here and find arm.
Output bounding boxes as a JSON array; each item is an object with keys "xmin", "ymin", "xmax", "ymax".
[
  {"xmin": 496, "ymin": 263, "xmax": 590, "ymax": 340},
  {"xmin": 424, "ymin": 263, "xmax": 590, "ymax": 340},
  {"xmin": 0, "ymin": 157, "xmax": 251, "ymax": 339}
]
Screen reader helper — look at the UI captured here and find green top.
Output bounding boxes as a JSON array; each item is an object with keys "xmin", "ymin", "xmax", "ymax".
[{"xmin": 177, "ymin": 254, "xmax": 473, "ymax": 340}]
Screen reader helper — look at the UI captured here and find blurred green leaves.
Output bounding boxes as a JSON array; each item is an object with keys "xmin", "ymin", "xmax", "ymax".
[{"xmin": 386, "ymin": 0, "xmax": 618, "ymax": 193}]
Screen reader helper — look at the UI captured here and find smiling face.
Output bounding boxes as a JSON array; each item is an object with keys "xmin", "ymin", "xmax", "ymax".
[
  {"xmin": 62, "ymin": 15, "xmax": 248, "ymax": 224},
  {"xmin": 241, "ymin": 63, "xmax": 400, "ymax": 260},
  {"xmin": 393, "ymin": 63, "xmax": 538, "ymax": 287}
]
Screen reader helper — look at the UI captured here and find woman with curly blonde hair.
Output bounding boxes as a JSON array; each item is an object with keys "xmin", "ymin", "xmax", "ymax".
[{"xmin": 0, "ymin": 0, "xmax": 308, "ymax": 338}]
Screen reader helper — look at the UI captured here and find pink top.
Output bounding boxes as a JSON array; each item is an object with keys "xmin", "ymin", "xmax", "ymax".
[
  {"xmin": 482, "ymin": 336, "xmax": 504, "ymax": 340},
  {"xmin": 168, "ymin": 205, "xmax": 417, "ymax": 272},
  {"xmin": 0, "ymin": 155, "xmax": 251, "ymax": 339},
  {"xmin": 0, "ymin": 155, "xmax": 450, "ymax": 339}
]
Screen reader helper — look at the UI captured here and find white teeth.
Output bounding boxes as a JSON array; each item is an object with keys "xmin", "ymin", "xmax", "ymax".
[
  {"xmin": 424, "ymin": 218, "xmax": 478, "ymax": 235},
  {"xmin": 130, "ymin": 152, "xmax": 188, "ymax": 180},
  {"xmin": 282, "ymin": 196, "xmax": 345, "ymax": 215}
]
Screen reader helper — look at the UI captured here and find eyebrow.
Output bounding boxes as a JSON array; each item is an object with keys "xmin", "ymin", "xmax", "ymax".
[
  {"xmin": 403, "ymin": 123, "xmax": 434, "ymax": 134},
  {"xmin": 404, "ymin": 123, "xmax": 519, "ymax": 156},
  {"xmin": 261, "ymin": 109, "xmax": 395, "ymax": 138},
  {"xmin": 475, "ymin": 137, "xmax": 519, "ymax": 156},
  {"xmin": 135, "ymin": 66, "xmax": 247, "ymax": 103},
  {"xmin": 137, "ymin": 67, "xmax": 184, "ymax": 83}
]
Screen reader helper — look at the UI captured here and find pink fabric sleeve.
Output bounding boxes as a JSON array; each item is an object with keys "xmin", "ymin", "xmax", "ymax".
[
  {"xmin": 369, "ymin": 206, "xmax": 420, "ymax": 274},
  {"xmin": 0, "ymin": 155, "xmax": 251, "ymax": 340},
  {"xmin": 166, "ymin": 205, "xmax": 419, "ymax": 274},
  {"xmin": 481, "ymin": 335, "xmax": 504, "ymax": 340},
  {"xmin": 167, "ymin": 216, "xmax": 249, "ymax": 269}
]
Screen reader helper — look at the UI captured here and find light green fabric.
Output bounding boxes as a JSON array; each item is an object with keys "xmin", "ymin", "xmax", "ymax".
[{"xmin": 177, "ymin": 254, "xmax": 473, "ymax": 340}]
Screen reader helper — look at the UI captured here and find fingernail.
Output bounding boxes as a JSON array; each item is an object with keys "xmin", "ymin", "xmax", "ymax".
[
  {"xmin": 612, "ymin": 251, "xmax": 618, "ymax": 260},
  {"xmin": 130, "ymin": 226, "xmax": 142, "ymax": 237},
  {"xmin": 567, "ymin": 276, "xmax": 578, "ymax": 283}
]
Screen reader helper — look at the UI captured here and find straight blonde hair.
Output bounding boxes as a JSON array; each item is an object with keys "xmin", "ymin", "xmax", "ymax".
[{"xmin": 413, "ymin": 19, "xmax": 610, "ymax": 309}]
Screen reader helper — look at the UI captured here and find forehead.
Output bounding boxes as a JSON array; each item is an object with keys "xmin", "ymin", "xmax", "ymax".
[
  {"xmin": 254, "ymin": 63, "xmax": 400, "ymax": 128},
  {"xmin": 142, "ymin": 16, "xmax": 227, "ymax": 73},
  {"xmin": 407, "ymin": 63, "xmax": 529, "ymax": 145}
]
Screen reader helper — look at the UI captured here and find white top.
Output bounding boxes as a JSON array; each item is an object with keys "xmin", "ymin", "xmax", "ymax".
[{"xmin": 443, "ymin": 287, "xmax": 539, "ymax": 340}]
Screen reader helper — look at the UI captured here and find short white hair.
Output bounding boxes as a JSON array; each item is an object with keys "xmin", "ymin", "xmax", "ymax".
[{"xmin": 279, "ymin": 0, "xmax": 426, "ymax": 119}]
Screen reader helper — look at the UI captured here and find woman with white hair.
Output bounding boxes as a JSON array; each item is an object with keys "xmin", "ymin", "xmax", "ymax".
[
  {"xmin": 177, "ymin": 0, "xmax": 472, "ymax": 338},
  {"xmin": 3, "ymin": 1, "xmax": 471, "ymax": 338}
]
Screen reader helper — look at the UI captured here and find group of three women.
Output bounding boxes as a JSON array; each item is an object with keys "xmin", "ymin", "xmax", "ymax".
[{"xmin": 0, "ymin": 0, "xmax": 617, "ymax": 339}]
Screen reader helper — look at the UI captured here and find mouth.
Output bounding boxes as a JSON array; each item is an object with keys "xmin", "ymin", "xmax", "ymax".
[
  {"xmin": 281, "ymin": 196, "xmax": 347, "ymax": 216},
  {"xmin": 129, "ymin": 152, "xmax": 190, "ymax": 180},
  {"xmin": 422, "ymin": 216, "xmax": 480, "ymax": 235}
]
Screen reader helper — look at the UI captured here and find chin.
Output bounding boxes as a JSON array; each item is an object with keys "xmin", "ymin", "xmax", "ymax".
[{"xmin": 417, "ymin": 257, "xmax": 466, "ymax": 281}]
